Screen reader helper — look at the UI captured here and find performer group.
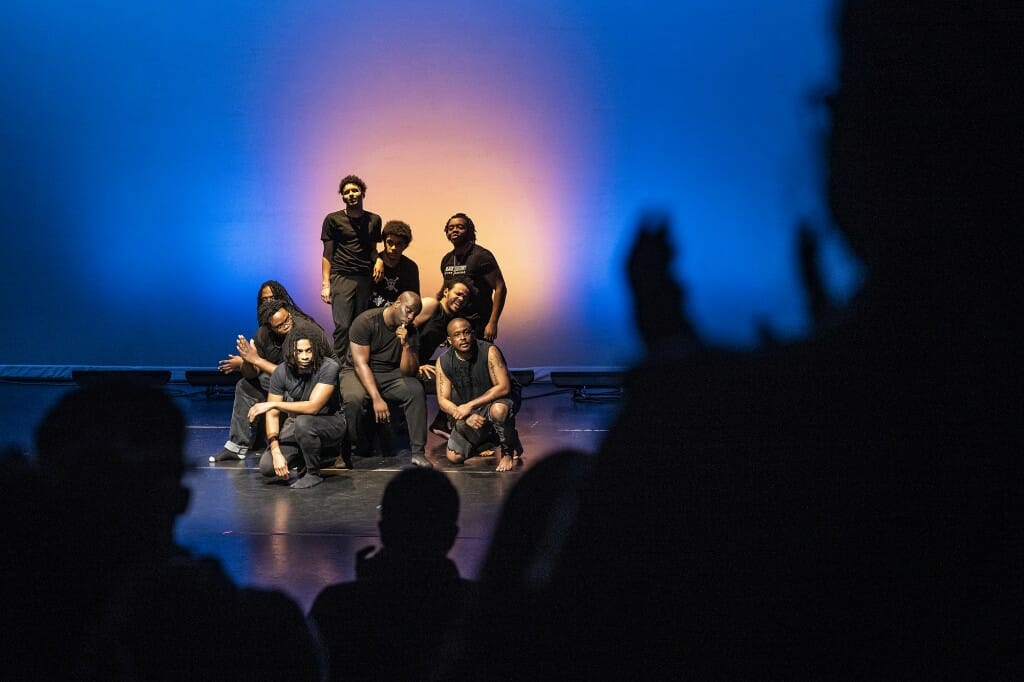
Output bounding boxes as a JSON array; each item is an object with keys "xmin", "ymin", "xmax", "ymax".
[{"xmin": 211, "ymin": 174, "xmax": 522, "ymax": 488}]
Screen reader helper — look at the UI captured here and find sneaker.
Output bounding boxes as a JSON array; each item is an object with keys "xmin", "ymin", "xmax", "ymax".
[
  {"xmin": 428, "ymin": 413, "xmax": 451, "ymax": 439},
  {"xmin": 410, "ymin": 452, "xmax": 433, "ymax": 468},
  {"xmin": 209, "ymin": 448, "xmax": 244, "ymax": 463},
  {"xmin": 290, "ymin": 472, "xmax": 324, "ymax": 489}
]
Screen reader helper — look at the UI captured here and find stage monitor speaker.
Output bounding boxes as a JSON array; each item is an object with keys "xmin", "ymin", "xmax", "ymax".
[
  {"xmin": 72, "ymin": 370, "xmax": 171, "ymax": 387},
  {"xmin": 510, "ymin": 369, "xmax": 535, "ymax": 387},
  {"xmin": 185, "ymin": 370, "xmax": 241, "ymax": 398},
  {"xmin": 549, "ymin": 371, "xmax": 624, "ymax": 402},
  {"xmin": 185, "ymin": 370, "xmax": 241, "ymax": 387}
]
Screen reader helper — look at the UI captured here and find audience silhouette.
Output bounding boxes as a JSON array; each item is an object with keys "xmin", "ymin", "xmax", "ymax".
[
  {"xmin": 440, "ymin": 2, "xmax": 1018, "ymax": 678},
  {"xmin": 24, "ymin": 383, "xmax": 321, "ymax": 680},
  {"xmin": 5, "ymin": 2, "xmax": 1018, "ymax": 679},
  {"xmin": 309, "ymin": 466, "xmax": 472, "ymax": 681}
]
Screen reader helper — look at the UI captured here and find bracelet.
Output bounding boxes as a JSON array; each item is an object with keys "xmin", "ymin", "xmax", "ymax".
[{"xmin": 267, "ymin": 435, "xmax": 279, "ymax": 443}]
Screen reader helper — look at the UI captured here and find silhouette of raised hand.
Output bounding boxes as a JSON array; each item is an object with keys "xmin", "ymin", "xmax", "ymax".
[{"xmin": 626, "ymin": 215, "xmax": 697, "ymax": 349}]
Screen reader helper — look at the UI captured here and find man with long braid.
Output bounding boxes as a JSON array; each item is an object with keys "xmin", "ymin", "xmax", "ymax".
[
  {"xmin": 248, "ymin": 323, "xmax": 345, "ymax": 489},
  {"xmin": 210, "ymin": 293, "xmax": 334, "ymax": 463},
  {"xmin": 435, "ymin": 317, "xmax": 523, "ymax": 472}
]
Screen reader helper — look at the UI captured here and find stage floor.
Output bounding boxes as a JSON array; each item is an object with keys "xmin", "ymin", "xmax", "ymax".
[{"xmin": 3, "ymin": 380, "xmax": 618, "ymax": 611}]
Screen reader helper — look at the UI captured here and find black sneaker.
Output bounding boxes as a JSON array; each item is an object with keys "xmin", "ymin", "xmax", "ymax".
[
  {"xmin": 428, "ymin": 413, "xmax": 451, "ymax": 439},
  {"xmin": 410, "ymin": 452, "xmax": 433, "ymax": 468}
]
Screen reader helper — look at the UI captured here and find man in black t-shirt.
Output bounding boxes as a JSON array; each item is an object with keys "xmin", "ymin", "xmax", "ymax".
[
  {"xmin": 439, "ymin": 213, "xmax": 507, "ymax": 341},
  {"xmin": 340, "ymin": 292, "xmax": 430, "ymax": 468},
  {"xmin": 320, "ymin": 174, "xmax": 383, "ymax": 359},
  {"xmin": 249, "ymin": 324, "xmax": 345, "ymax": 490},
  {"xmin": 370, "ymin": 220, "xmax": 420, "ymax": 307}
]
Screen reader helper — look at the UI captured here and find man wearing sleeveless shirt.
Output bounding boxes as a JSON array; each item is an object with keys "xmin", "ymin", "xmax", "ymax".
[{"xmin": 435, "ymin": 317, "xmax": 523, "ymax": 472}]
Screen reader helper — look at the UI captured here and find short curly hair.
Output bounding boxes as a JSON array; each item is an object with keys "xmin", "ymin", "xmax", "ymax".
[
  {"xmin": 444, "ymin": 212, "xmax": 476, "ymax": 241},
  {"xmin": 338, "ymin": 174, "xmax": 367, "ymax": 194},
  {"xmin": 382, "ymin": 220, "xmax": 413, "ymax": 245}
]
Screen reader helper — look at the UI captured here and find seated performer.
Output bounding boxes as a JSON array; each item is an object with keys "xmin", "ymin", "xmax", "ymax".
[
  {"xmin": 411, "ymin": 276, "xmax": 474, "ymax": 438},
  {"xmin": 435, "ymin": 317, "xmax": 523, "ymax": 472},
  {"xmin": 211, "ymin": 281, "xmax": 322, "ymax": 461},
  {"xmin": 217, "ymin": 280, "xmax": 314, "ymax": 375},
  {"xmin": 341, "ymin": 292, "xmax": 430, "ymax": 468},
  {"xmin": 248, "ymin": 323, "xmax": 345, "ymax": 489}
]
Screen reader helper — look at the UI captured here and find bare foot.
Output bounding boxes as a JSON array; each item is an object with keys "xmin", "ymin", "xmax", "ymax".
[
  {"xmin": 446, "ymin": 449, "xmax": 465, "ymax": 465},
  {"xmin": 477, "ymin": 447, "xmax": 495, "ymax": 458},
  {"xmin": 496, "ymin": 454, "xmax": 516, "ymax": 472}
]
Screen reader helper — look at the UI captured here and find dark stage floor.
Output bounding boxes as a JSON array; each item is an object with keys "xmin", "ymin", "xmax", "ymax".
[{"xmin": 3, "ymin": 380, "xmax": 618, "ymax": 611}]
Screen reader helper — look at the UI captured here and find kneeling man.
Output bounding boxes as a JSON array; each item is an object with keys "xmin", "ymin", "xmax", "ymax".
[
  {"xmin": 435, "ymin": 317, "xmax": 523, "ymax": 472},
  {"xmin": 249, "ymin": 324, "xmax": 345, "ymax": 489}
]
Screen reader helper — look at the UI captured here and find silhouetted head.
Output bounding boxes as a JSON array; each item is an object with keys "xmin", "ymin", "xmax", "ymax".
[
  {"xmin": 378, "ymin": 467, "xmax": 459, "ymax": 557},
  {"xmin": 828, "ymin": 3, "xmax": 1016, "ymax": 319},
  {"xmin": 480, "ymin": 449, "xmax": 593, "ymax": 588},
  {"xmin": 34, "ymin": 383, "xmax": 189, "ymax": 556}
]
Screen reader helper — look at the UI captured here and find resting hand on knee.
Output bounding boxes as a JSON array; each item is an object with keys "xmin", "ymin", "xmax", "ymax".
[{"xmin": 487, "ymin": 403, "xmax": 509, "ymax": 424}]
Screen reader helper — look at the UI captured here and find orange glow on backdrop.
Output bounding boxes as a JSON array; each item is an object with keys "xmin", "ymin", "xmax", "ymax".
[{"xmin": 265, "ymin": 4, "xmax": 605, "ymax": 368}]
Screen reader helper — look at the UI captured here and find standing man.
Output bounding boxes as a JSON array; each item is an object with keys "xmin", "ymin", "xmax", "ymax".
[
  {"xmin": 341, "ymin": 292, "xmax": 430, "ymax": 468},
  {"xmin": 321, "ymin": 174, "xmax": 382, "ymax": 359},
  {"xmin": 248, "ymin": 324, "xmax": 345, "ymax": 490},
  {"xmin": 370, "ymin": 220, "xmax": 420, "ymax": 307},
  {"xmin": 439, "ymin": 213, "xmax": 508, "ymax": 341},
  {"xmin": 435, "ymin": 317, "xmax": 523, "ymax": 472}
]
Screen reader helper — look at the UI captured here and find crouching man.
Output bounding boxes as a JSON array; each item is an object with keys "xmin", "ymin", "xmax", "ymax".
[
  {"xmin": 248, "ymin": 324, "xmax": 345, "ymax": 489},
  {"xmin": 435, "ymin": 317, "xmax": 523, "ymax": 472}
]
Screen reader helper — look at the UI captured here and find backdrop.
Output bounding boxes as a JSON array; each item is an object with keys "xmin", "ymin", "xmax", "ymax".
[{"xmin": 1, "ymin": 0, "xmax": 859, "ymax": 373}]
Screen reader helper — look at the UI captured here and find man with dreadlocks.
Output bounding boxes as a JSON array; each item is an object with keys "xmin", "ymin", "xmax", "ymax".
[
  {"xmin": 248, "ymin": 323, "xmax": 345, "ymax": 489},
  {"xmin": 217, "ymin": 280, "xmax": 316, "ymax": 376},
  {"xmin": 210, "ymin": 291, "xmax": 335, "ymax": 463}
]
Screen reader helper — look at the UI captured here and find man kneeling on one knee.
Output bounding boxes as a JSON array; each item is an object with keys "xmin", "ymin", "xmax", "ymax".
[
  {"xmin": 435, "ymin": 317, "xmax": 523, "ymax": 472},
  {"xmin": 248, "ymin": 324, "xmax": 345, "ymax": 489}
]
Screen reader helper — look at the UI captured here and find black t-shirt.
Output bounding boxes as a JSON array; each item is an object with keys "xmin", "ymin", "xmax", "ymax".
[
  {"xmin": 370, "ymin": 254, "xmax": 420, "ymax": 307},
  {"xmin": 268, "ymin": 357, "xmax": 341, "ymax": 414},
  {"xmin": 439, "ymin": 243, "xmax": 499, "ymax": 331},
  {"xmin": 347, "ymin": 307, "xmax": 404, "ymax": 374},
  {"xmin": 415, "ymin": 305, "xmax": 455, "ymax": 366},
  {"xmin": 321, "ymin": 210, "xmax": 383, "ymax": 277}
]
